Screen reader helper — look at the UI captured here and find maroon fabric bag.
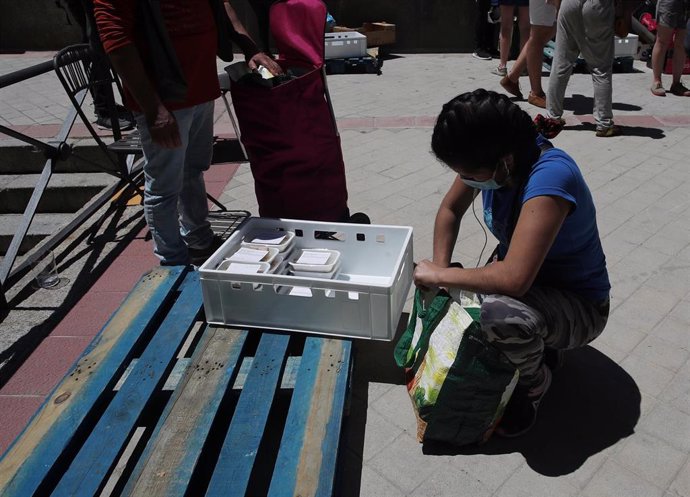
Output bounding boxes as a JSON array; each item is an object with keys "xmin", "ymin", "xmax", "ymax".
[{"xmin": 230, "ymin": 0, "xmax": 349, "ymax": 221}]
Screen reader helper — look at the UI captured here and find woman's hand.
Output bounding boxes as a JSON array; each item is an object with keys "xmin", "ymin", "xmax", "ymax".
[
  {"xmin": 413, "ymin": 259, "xmax": 445, "ymax": 290},
  {"xmin": 248, "ymin": 52, "xmax": 284, "ymax": 76}
]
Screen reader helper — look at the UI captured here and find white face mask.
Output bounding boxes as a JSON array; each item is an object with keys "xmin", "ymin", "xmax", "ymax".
[{"xmin": 460, "ymin": 160, "xmax": 509, "ymax": 190}]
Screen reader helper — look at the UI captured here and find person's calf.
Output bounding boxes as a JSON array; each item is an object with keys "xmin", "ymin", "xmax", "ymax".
[{"xmin": 495, "ymin": 364, "xmax": 552, "ymax": 437}]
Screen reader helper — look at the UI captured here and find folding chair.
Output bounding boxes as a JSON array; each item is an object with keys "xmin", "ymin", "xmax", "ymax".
[
  {"xmin": 217, "ymin": 70, "xmax": 248, "ymax": 161},
  {"xmin": 53, "ymin": 44, "xmax": 141, "ymax": 189}
]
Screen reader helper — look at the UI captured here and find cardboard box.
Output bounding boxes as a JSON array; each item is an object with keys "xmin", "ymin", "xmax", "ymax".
[{"xmin": 333, "ymin": 22, "xmax": 396, "ymax": 47}]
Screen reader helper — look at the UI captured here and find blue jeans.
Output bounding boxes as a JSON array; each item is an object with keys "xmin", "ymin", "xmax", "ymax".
[{"xmin": 135, "ymin": 101, "xmax": 215, "ymax": 265}]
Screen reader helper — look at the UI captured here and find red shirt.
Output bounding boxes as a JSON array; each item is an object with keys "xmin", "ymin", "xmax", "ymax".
[{"xmin": 94, "ymin": 0, "xmax": 220, "ymax": 111}]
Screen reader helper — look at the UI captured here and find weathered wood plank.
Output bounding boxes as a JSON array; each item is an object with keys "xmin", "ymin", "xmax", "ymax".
[
  {"xmin": 124, "ymin": 326, "xmax": 248, "ymax": 497},
  {"xmin": 205, "ymin": 333, "xmax": 290, "ymax": 497},
  {"xmin": 231, "ymin": 356, "xmax": 301, "ymax": 390},
  {"xmin": 268, "ymin": 338, "xmax": 352, "ymax": 497},
  {"xmin": 50, "ymin": 272, "xmax": 203, "ymax": 497},
  {"xmin": 0, "ymin": 266, "xmax": 186, "ymax": 497}
]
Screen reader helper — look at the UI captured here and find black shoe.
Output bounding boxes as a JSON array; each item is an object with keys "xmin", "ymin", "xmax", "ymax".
[
  {"xmin": 496, "ymin": 365, "xmax": 552, "ymax": 437},
  {"xmin": 95, "ymin": 104, "xmax": 135, "ymax": 131},
  {"xmin": 472, "ymin": 49, "xmax": 492, "ymax": 61},
  {"xmin": 543, "ymin": 347, "xmax": 565, "ymax": 371},
  {"xmin": 348, "ymin": 212, "xmax": 371, "ymax": 224},
  {"xmin": 189, "ymin": 235, "xmax": 225, "ymax": 266}
]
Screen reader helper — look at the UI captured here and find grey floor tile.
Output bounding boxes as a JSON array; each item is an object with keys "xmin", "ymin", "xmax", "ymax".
[
  {"xmin": 668, "ymin": 457, "xmax": 690, "ymax": 497},
  {"xmin": 620, "ymin": 354, "xmax": 676, "ymax": 398},
  {"xmin": 638, "ymin": 405, "xmax": 690, "ymax": 453},
  {"xmin": 582, "ymin": 460, "xmax": 665, "ymax": 497},
  {"xmin": 370, "ymin": 385, "xmax": 419, "ymax": 434},
  {"xmin": 358, "ymin": 465, "xmax": 406, "ymax": 497},
  {"xmin": 495, "ymin": 464, "xmax": 580, "ymax": 497},
  {"xmin": 631, "ymin": 335, "xmax": 689, "ymax": 373},
  {"xmin": 411, "ymin": 461, "xmax": 494, "ymax": 497},
  {"xmin": 657, "ymin": 361, "xmax": 690, "ymax": 416},
  {"xmin": 367, "ymin": 432, "xmax": 453, "ymax": 494},
  {"xmin": 361, "ymin": 408, "xmax": 406, "ymax": 462},
  {"xmin": 614, "ymin": 431, "xmax": 688, "ymax": 489}
]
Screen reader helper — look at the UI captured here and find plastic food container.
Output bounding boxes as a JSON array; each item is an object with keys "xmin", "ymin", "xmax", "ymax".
[
  {"xmin": 241, "ymin": 229, "xmax": 296, "ymax": 253},
  {"xmin": 288, "ymin": 248, "xmax": 341, "ymax": 273},
  {"xmin": 224, "ymin": 246, "xmax": 280, "ymax": 266},
  {"xmin": 199, "ymin": 217, "xmax": 414, "ymax": 341}
]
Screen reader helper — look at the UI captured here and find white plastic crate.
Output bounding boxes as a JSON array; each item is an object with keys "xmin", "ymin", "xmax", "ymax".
[
  {"xmin": 199, "ymin": 217, "xmax": 413, "ymax": 341},
  {"xmin": 324, "ymin": 32, "xmax": 368, "ymax": 59},
  {"xmin": 615, "ymin": 34, "xmax": 638, "ymax": 58}
]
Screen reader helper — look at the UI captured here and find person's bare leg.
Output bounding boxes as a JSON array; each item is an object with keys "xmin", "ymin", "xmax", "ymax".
[
  {"xmin": 518, "ymin": 6, "xmax": 531, "ymax": 51},
  {"xmin": 651, "ymin": 24, "xmax": 673, "ymax": 93},
  {"xmin": 499, "ymin": 5, "xmax": 515, "ymax": 69},
  {"xmin": 672, "ymin": 29, "xmax": 688, "ymax": 85},
  {"xmin": 527, "ymin": 25, "xmax": 556, "ymax": 96}
]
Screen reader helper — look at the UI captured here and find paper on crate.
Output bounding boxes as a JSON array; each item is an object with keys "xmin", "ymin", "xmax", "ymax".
[
  {"xmin": 248, "ymin": 231, "xmax": 286, "ymax": 245},
  {"xmin": 297, "ymin": 250, "xmax": 331, "ymax": 265},
  {"xmin": 228, "ymin": 247, "xmax": 269, "ymax": 263}
]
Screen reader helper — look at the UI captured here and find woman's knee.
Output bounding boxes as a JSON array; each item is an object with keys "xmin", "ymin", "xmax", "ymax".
[
  {"xmin": 480, "ymin": 294, "xmax": 543, "ymax": 343},
  {"xmin": 481, "ymin": 295, "xmax": 518, "ymax": 342}
]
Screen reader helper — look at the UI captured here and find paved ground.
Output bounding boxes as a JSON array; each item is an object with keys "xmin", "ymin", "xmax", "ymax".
[{"xmin": 1, "ymin": 51, "xmax": 689, "ymax": 497}]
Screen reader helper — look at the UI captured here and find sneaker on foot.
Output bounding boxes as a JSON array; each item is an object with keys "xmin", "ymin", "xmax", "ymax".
[
  {"xmin": 527, "ymin": 91, "xmax": 546, "ymax": 108},
  {"xmin": 534, "ymin": 114, "xmax": 565, "ymax": 139},
  {"xmin": 650, "ymin": 81, "xmax": 666, "ymax": 97},
  {"xmin": 473, "ymin": 48, "xmax": 492, "ymax": 61},
  {"xmin": 595, "ymin": 125, "xmax": 621, "ymax": 137},
  {"xmin": 491, "ymin": 65, "xmax": 508, "ymax": 77},
  {"xmin": 95, "ymin": 104, "xmax": 135, "ymax": 131},
  {"xmin": 189, "ymin": 234, "xmax": 225, "ymax": 266},
  {"xmin": 496, "ymin": 365, "xmax": 552, "ymax": 437},
  {"xmin": 669, "ymin": 81, "xmax": 690, "ymax": 96},
  {"xmin": 500, "ymin": 75, "xmax": 523, "ymax": 99}
]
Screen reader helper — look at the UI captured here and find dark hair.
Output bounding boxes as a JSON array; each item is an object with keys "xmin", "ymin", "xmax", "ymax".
[{"xmin": 431, "ymin": 89, "xmax": 540, "ymax": 178}]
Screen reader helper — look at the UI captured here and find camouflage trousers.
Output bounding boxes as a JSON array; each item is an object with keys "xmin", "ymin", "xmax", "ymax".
[{"xmin": 480, "ymin": 287, "xmax": 610, "ymax": 387}]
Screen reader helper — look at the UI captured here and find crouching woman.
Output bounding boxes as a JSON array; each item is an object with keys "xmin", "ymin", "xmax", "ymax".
[{"xmin": 414, "ymin": 89, "xmax": 610, "ymax": 437}]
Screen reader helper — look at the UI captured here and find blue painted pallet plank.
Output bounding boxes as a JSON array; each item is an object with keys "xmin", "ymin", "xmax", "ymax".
[
  {"xmin": 50, "ymin": 272, "xmax": 203, "ymax": 497},
  {"xmin": 0, "ymin": 266, "xmax": 186, "ymax": 497},
  {"xmin": 268, "ymin": 338, "xmax": 352, "ymax": 497},
  {"xmin": 205, "ymin": 332, "xmax": 290, "ymax": 497},
  {"xmin": 123, "ymin": 325, "xmax": 248, "ymax": 497}
]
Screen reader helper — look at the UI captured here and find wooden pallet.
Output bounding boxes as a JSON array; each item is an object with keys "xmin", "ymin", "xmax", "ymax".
[{"xmin": 0, "ymin": 267, "xmax": 352, "ymax": 497}]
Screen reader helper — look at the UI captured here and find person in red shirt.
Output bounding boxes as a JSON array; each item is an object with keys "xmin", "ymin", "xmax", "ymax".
[{"xmin": 94, "ymin": 0, "xmax": 281, "ymax": 265}]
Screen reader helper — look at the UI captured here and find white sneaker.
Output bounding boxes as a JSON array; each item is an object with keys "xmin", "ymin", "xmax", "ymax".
[{"xmin": 491, "ymin": 65, "xmax": 507, "ymax": 77}]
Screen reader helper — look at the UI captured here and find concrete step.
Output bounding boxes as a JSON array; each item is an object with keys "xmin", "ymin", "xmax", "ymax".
[
  {"xmin": 0, "ymin": 212, "xmax": 75, "ymax": 256},
  {"xmin": 0, "ymin": 140, "xmax": 123, "ymax": 174},
  {"xmin": 0, "ymin": 172, "xmax": 118, "ymax": 214}
]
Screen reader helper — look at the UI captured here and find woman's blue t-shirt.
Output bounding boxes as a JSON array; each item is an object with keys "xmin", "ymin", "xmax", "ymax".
[{"xmin": 481, "ymin": 140, "xmax": 610, "ymax": 302}]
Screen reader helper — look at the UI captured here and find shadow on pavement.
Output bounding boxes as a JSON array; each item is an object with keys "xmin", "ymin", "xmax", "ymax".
[
  {"xmin": 565, "ymin": 121, "xmax": 666, "ymax": 139},
  {"xmin": 564, "ymin": 94, "xmax": 642, "ymax": 114},
  {"xmin": 338, "ymin": 312, "xmax": 409, "ymax": 497},
  {"xmin": 0, "ymin": 200, "xmax": 146, "ymax": 387},
  {"xmin": 422, "ymin": 345, "xmax": 642, "ymax": 477}
]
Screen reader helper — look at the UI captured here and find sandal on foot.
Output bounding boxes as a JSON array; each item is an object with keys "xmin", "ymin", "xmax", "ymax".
[
  {"xmin": 651, "ymin": 81, "xmax": 666, "ymax": 96},
  {"xmin": 670, "ymin": 81, "xmax": 690, "ymax": 96},
  {"xmin": 500, "ymin": 75, "xmax": 523, "ymax": 99}
]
